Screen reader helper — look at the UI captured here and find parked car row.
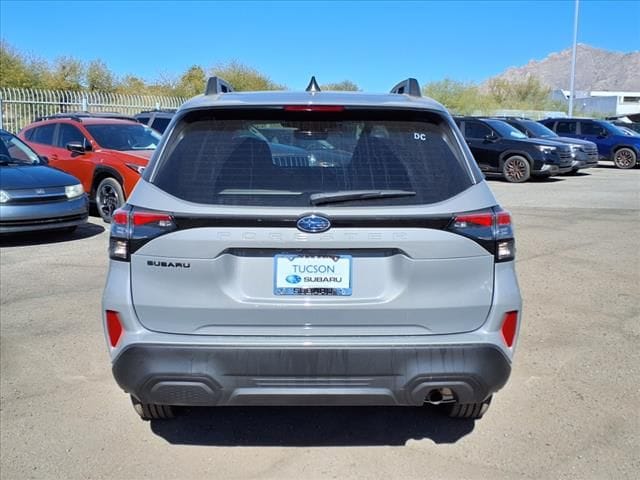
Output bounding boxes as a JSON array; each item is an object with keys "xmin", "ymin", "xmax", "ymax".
[
  {"xmin": 2, "ymin": 104, "xmax": 638, "ymax": 234},
  {"xmin": 454, "ymin": 115, "xmax": 640, "ymax": 182}
]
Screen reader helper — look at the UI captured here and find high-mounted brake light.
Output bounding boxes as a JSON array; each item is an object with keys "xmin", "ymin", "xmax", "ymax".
[
  {"xmin": 108, "ymin": 207, "xmax": 176, "ymax": 261},
  {"xmin": 284, "ymin": 105, "xmax": 345, "ymax": 112},
  {"xmin": 449, "ymin": 208, "xmax": 515, "ymax": 262}
]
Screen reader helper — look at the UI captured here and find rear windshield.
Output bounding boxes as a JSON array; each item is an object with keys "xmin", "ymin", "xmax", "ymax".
[{"xmin": 151, "ymin": 109, "xmax": 474, "ymax": 207}]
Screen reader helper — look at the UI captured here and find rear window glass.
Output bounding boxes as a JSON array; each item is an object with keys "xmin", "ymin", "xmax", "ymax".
[{"xmin": 152, "ymin": 109, "xmax": 473, "ymax": 207}]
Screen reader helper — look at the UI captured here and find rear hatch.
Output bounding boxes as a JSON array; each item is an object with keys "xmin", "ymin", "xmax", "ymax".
[{"xmin": 122, "ymin": 107, "xmax": 502, "ymax": 337}]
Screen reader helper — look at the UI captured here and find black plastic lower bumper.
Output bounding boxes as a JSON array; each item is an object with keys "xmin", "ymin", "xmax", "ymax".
[{"xmin": 113, "ymin": 344, "xmax": 512, "ymax": 407}]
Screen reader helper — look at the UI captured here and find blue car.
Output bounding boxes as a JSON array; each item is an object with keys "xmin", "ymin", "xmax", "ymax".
[
  {"xmin": 539, "ymin": 118, "xmax": 640, "ymax": 169},
  {"xmin": 0, "ymin": 129, "xmax": 89, "ymax": 234}
]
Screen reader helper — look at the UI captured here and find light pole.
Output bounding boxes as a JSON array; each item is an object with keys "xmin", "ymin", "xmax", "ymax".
[{"xmin": 568, "ymin": 0, "xmax": 580, "ymax": 116}]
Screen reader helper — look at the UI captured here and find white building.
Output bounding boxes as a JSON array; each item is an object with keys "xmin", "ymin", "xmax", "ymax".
[{"xmin": 553, "ymin": 90, "xmax": 640, "ymax": 116}]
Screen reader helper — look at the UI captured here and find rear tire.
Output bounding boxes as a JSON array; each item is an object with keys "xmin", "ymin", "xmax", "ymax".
[
  {"xmin": 613, "ymin": 148, "xmax": 637, "ymax": 169},
  {"xmin": 130, "ymin": 396, "xmax": 175, "ymax": 421},
  {"xmin": 95, "ymin": 177, "xmax": 124, "ymax": 223},
  {"xmin": 502, "ymin": 156, "xmax": 531, "ymax": 183},
  {"xmin": 446, "ymin": 396, "xmax": 492, "ymax": 419}
]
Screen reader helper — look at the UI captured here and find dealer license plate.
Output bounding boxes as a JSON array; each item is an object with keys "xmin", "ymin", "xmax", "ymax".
[{"xmin": 274, "ymin": 255, "xmax": 352, "ymax": 296}]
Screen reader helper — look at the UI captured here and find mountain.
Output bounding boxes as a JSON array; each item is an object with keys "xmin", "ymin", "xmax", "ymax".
[{"xmin": 489, "ymin": 44, "xmax": 640, "ymax": 91}]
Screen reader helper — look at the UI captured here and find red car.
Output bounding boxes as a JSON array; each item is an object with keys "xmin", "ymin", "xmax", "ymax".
[{"xmin": 19, "ymin": 113, "xmax": 161, "ymax": 222}]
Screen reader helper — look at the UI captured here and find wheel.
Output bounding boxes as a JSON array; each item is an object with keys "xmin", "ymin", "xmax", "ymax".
[
  {"xmin": 446, "ymin": 396, "xmax": 492, "ymax": 419},
  {"xmin": 95, "ymin": 177, "xmax": 124, "ymax": 223},
  {"xmin": 130, "ymin": 396, "xmax": 175, "ymax": 421},
  {"xmin": 502, "ymin": 156, "xmax": 531, "ymax": 183},
  {"xmin": 613, "ymin": 148, "xmax": 637, "ymax": 169}
]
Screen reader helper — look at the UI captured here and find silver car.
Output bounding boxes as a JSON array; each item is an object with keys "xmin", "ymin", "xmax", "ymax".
[
  {"xmin": 102, "ymin": 77, "xmax": 523, "ymax": 421},
  {"xmin": 0, "ymin": 129, "xmax": 88, "ymax": 234}
]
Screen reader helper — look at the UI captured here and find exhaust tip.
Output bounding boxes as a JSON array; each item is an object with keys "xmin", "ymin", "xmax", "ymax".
[
  {"xmin": 427, "ymin": 389, "xmax": 443, "ymax": 404},
  {"xmin": 425, "ymin": 388, "xmax": 455, "ymax": 405}
]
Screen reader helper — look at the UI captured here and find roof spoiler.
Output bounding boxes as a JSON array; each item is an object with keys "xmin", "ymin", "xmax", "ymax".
[
  {"xmin": 205, "ymin": 76, "xmax": 234, "ymax": 95},
  {"xmin": 390, "ymin": 78, "xmax": 421, "ymax": 97}
]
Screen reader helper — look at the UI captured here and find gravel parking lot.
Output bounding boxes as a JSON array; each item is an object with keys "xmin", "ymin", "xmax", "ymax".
[{"xmin": 1, "ymin": 166, "xmax": 638, "ymax": 480}]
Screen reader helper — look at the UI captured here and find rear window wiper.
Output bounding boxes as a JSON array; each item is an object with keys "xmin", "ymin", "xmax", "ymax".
[{"xmin": 310, "ymin": 190, "xmax": 416, "ymax": 206}]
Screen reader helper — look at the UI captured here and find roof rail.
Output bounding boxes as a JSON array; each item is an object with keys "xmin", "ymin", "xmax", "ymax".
[
  {"xmin": 205, "ymin": 76, "xmax": 234, "ymax": 95},
  {"xmin": 34, "ymin": 112, "xmax": 136, "ymax": 123},
  {"xmin": 390, "ymin": 78, "xmax": 421, "ymax": 97}
]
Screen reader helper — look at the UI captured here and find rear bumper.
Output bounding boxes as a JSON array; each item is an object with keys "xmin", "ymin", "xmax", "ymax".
[{"xmin": 113, "ymin": 343, "xmax": 511, "ymax": 406}]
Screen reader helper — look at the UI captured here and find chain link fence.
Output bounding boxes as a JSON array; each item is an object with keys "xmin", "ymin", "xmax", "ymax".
[{"xmin": 0, "ymin": 88, "xmax": 187, "ymax": 133}]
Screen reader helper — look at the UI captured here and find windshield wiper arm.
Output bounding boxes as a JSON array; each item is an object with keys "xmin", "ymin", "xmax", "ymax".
[{"xmin": 310, "ymin": 190, "xmax": 416, "ymax": 206}]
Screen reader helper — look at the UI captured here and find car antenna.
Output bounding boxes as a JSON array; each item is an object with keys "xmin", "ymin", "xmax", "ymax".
[{"xmin": 306, "ymin": 76, "xmax": 321, "ymax": 93}]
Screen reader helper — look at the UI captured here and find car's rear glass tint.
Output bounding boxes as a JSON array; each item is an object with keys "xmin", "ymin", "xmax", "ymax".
[{"xmin": 151, "ymin": 109, "xmax": 474, "ymax": 206}]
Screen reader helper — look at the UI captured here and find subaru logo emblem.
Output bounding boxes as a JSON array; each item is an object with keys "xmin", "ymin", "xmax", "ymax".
[
  {"xmin": 285, "ymin": 274, "xmax": 302, "ymax": 284},
  {"xmin": 297, "ymin": 215, "xmax": 331, "ymax": 233}
]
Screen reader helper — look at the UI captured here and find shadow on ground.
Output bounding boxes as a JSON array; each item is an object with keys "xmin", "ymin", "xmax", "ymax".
[
  {"xmin": 596, "ymin": 162, "xmax": 637, "ymax": 170},
  {"xmin": 486, "ymin": 175, "xmax": 566, "ymax": 184},
  {"xmin": 150, "ymin": 405, "xmax": 475, "ymax": 447},
  {"xmin": 0, "ymin": 222, "xmax": 105, "ymax": 247}
]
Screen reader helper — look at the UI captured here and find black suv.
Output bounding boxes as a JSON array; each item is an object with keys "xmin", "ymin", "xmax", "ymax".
[
  {"xmin": 454, "ymin": 117, "xmax": 573, "ymax": 182},
  {"xmin": 498, "ymin": 117, "xmax": 599, "ymax": 173},
  {"xmin": 134, "ymin": 110, "xmax": 176, "ymax": 134}
]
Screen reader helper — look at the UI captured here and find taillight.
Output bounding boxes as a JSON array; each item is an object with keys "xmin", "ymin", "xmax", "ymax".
[
  {"xmin": 108, "ymin": 206, "xmax": 176, "ymax": 261},
  {"xmin": 105, "ymin": 310, "xmax": 123, "ymax": 347},
  {"xmin": 448, "ymin": 208, "xmax": 515, "ymax": 262},
  {"xmin": 501, "ymin": 311, "xmax": 519, "ymax": 348}
]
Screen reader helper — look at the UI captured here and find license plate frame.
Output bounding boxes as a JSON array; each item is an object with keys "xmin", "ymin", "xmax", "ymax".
[{"xmin": 274, "ymin": 254, "xmax": 352, "ymax": 296}]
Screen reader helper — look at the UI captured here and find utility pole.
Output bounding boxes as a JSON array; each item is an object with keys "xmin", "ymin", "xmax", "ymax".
[{"xmin": 568, "ymin": 0, "xmax": 580, "ymax": 116}]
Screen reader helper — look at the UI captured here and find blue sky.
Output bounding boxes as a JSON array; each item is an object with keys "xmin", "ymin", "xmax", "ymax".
[{"xmin": 1, "ymin": 0, "xmax": 639, "ymax": 92}]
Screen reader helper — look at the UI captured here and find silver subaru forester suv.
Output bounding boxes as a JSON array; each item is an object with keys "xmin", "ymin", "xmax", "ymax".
[{"xmin": 102, "ymin": 77, "xmax": 522, "ymax": 421}]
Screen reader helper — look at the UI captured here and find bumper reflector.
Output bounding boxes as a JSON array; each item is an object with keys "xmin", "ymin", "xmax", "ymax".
[
  {"xmin": 106, "ymin": 310, "xmax": 123, "ymax": 347},
  {"xmin": 501, "ymin": 311, "xmax": 518, "ymax": 348}
]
